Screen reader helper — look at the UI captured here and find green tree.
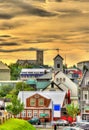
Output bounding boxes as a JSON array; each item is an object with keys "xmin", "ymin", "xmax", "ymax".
[
  {"xmin": 15, "ymin": 82, "xmax": 35, "ymax": 95},
  {"xmin": 9, "ymin": 63, "xmax": 22, "ymax": 80},
  {"xmin": 66, "ymin": 103, "xmax": 80, "ymax": 120},
  {"xmin": 6, "ymin": 96, "xmax": 24, "ymax": 115},
  {"xmin": 0, "ymin": 85, "xmax": 13, "ymax": 97}
]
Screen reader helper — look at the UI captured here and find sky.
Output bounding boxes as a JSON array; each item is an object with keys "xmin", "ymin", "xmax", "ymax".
[{"xmin": 0, "ymin": 0, "xmax": 89, "ymax": 67}]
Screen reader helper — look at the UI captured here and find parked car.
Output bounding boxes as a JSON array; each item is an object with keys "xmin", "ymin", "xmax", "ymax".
[
  {"xmin": 63, "ymin": 126, "xmax": 83, "ymax": 130},
  {"xmin": 80, "ymin": 124, "xmax": 89, "ymax": 130},
  {"xmin": 28, "ymin": 117, "xmax": 41, "ymax": 125},
  {"xmin": 56, "ymin": 119, "xmax": 69, "ymax": 126},
  {"xmin": 76, "ymin": 123, "xmax": 89, "ymax": 130}
]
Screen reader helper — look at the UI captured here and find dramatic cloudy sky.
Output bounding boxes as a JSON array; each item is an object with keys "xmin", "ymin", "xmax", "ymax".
[{"xmin": 0, "ymin": 0, "xmax": 89, "ymax": 66}]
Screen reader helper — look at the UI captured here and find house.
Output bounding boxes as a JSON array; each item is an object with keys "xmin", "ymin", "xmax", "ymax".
[
  {"xmin": 53, "ymin": 71, "xmax": 78, "ymax": 105},
  {"xmin": 20, "ymin": 68, "xmax": 51, "ymax": 81},
  {"xmin": 18, "ymin": 91, "xmax": 67, "ymax": 121},
  {"xmin": 79, "ymin": 70, "xmax": 89, "ymax": 121},
  {"xmin": 65, "ymin": 68, "xmax": 82, "ymax": 84},
  {"xmin": 25, "ymin": 70, "xmax": 78, "ymax": 105},
  {"xmin": 77, "ymin": 60, "xmax": 89, "ymax": 71},
  {"xmin": 0, "ymin": 61, "xmax": 10, "ymax": 80}
]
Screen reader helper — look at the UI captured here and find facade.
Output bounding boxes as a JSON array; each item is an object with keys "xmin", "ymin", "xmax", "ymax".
[
  {"xmin": 80, "ymin": 70, "xmax": 89, "ymax": 121},
  {"xmin": 18, "ymin": 91, "xmax": 67, "ymax": 121},
  {"xmin": 53, "ymin": 54, "xmax": 63, "ymax": 72},
  {"xmin": 0, "ymin": 61, "xmax": 10, "ymax": 80},
  {"xmin": 17, "ymin": 50, "xmax": 43, "ymax": 66},
  {"xmin": 20, "ymin": 68, "xmax": 51, "ymax": 81}
]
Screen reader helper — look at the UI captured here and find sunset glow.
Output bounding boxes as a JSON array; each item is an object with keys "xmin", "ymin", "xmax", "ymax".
[{"xmin": 0, "ymin": 0, "xmax": 89, "ymax": 67}]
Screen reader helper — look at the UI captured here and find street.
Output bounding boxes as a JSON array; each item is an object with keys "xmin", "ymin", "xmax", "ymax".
[{"xmin": 35, "ymin": 124, "xmax": 65, "ymax": 130}]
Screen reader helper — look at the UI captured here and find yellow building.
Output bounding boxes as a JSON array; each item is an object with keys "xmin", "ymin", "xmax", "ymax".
[{"xmin": 0, "ymin": 61, "xmax": 10, "ymax": 80}]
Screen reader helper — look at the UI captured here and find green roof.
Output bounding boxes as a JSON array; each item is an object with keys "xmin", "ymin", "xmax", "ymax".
[
  {"xmin": 26, "ymin": 79, "xmax": 37, "ymax": 85},
  {"xmin": 37, "ymin": 81, "xmax": 50, "ymax": 90}
]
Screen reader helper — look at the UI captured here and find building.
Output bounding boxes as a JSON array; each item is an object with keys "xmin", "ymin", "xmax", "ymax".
[
  {"xmin": 0, "ymin": 61, "xmax": 10, "ymax": 80},
  {"xmin": 17, "ymin": 50, "xmax": 43, "ymax": 66},
  {"xmin": 77, "ymin": 61, "xmax": 89, "ymax": 71},
  {"xmin": 36, "ymin": 50, "xmax": 43, "ymax": 65},
  {"xmin": 53, "ymin": 54, "xmax": 63, "ymax": 72},
  {"xmin": 18, "ymin": 91, "xmax": 67, "ymax": 121},
  {"xmin": 20, "ymin": 68, "xmax": 51, "ymax": 81},
  {"xmin": 0, "ymin": 80, "xmax": 22, "ymax": 89},
  {"xmin": 65, "ymin": 68, "xmax": 82, "ymax": 84},
  {"xmin": 79, "ymin": 70, "xmax": 89, "ymax": 121},
  {"xmin": 53, "ymin": 71, "xmax": 78, "ymax": 104}
]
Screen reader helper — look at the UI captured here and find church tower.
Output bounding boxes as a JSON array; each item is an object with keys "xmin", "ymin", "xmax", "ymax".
[
  {"xmin": 53, "ymin": 54, "xmax": 63, "ymax": 72},
  {"xmin": 36, "ymin": 50, "xmax": 43, "ymax": 65}
]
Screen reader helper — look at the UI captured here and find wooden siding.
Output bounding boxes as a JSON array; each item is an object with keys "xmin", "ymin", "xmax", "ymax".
[{"xmin": 26, "ymin": 93, "xmax": 51, "ymax": 107}]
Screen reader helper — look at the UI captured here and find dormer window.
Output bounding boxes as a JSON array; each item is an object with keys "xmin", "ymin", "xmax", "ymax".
[
  {"xmin": 60, "ymin": 78, "xmax": 62, "ymax": 83},
  {"xmin": 56, "ymin": 78, "xmax": 59, "ymax": 82}
]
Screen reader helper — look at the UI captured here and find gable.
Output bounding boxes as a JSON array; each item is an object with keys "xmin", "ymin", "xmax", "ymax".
[
  {"xmin": 26, "ymin": 93, "xmax": 51, "ymax": 107},
  {"xmin": 43, "ymin": 81, "xmax": 64, "ymax": 91},
  {"xmin": 54, "ymin": 71, "xmax": 78, "ymax": 97},
  {"xmin": 53, "ymin": 54, "xmax": 63, "ymax": 61}
]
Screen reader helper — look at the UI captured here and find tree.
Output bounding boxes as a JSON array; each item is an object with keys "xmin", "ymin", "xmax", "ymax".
[
  {"xmin": 8, "ymin": 63, "xmax": 22, "ymax": 80},
  {"xmin": 6, "ymin": 96, "xmax": 24, "ymax": 115},
  {"xmin": 66, "ymin": 103, "xmax": 80, "ymax": 120},
  {"xmin": 0, "ymin": 85, "xmax": 13, "ymax": 97},
  {"xmin": 15, "ymin": 82, "xmax": 35, "ymax": 95}
]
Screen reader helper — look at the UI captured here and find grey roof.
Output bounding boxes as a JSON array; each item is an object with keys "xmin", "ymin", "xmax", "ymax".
[
  {"xmin": 36, "ymin": 72, "xmax": 52, "ymax": 80},
  {"xmin": 53, "ymin": 54, "xmax": 63, "ymax": 60},
  {"xmin": 77, "ymin": 60, "xmax": 89, "ymax": 64},
  {"xmin": 80, "ymin": 71, "xmax": 89, "ymax": 87},
  {"xmin": 18, "ymin": 91, "xmax": 66, "ymax": 108}
]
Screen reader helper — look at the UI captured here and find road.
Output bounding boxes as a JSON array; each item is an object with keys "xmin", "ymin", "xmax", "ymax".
[{"xmin": 35, "ymin": 124, "xmax": 65, "ymax": 130}]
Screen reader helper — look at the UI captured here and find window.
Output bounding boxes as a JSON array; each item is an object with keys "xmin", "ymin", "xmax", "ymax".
[
  {"xmin": 85, "ymin": 94, "xmax": 87, "ymax": 100},
  {"xmin": 57, "ymin": 64, "xmax": 60, "ymax": 68},
  {"xmin": 63, "ymin": 78, "xmax": 66, "ymax": 82},
  {"xmin": 83, "ymin": 91, "xmax": 88, "ymax": 100},
  {"xmin": 30, "ymin": 98, "xmax": 36, "ymax": 106},
  {"xmin": 21, "ymin": 110, "xmax": 26, "ymax": 118},
  {"xmin": 60, "ymin": 78, "xmax": 62, "ymax": 83},
  {"xmin": 38, "ymin": 98, "xmax": 44, "ymax": 106},
  {"xmin": 56, "ymin": 78, "xmax": 59, "ymax": 82},
  {"xmin": 33, "ymin": 110, "xmax": 38, "ymax": 117},
  {"xmin": 39, "ymin": 110, "xmax": 44, "ymax": 117},
  {"xmin": 27, "ymin": 110, "xmax": 32, "ymax": 117}
]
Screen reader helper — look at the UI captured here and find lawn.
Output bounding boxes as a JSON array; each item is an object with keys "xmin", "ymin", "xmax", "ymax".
[{"xmin": 0, "ymin": 118, "xmax": 36, "ymax": 130}]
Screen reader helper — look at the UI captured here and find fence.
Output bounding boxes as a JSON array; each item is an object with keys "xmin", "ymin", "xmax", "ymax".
[{"xmin": 0, "ymin": 111, "xmax": 12, "ymax": 124}]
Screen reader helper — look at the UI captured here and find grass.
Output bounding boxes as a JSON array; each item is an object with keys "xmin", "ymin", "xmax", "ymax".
[{"xmin": 0, "ymin": 118, "xmax": 36, "ymax": 130}]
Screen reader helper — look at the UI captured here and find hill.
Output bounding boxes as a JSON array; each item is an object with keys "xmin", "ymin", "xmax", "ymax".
[{"xmin": 0, "ymin": 118, "xmax": 36, "ymax": 130}]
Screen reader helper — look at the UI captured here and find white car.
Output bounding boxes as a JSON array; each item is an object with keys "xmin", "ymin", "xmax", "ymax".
[
  {"xmin": 63, "ymin": 126, "xmax": 83, "ymax": 130},
  {"xmin": 56, "ymin": 119, "xmax": 69, "ymax": 126}
]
